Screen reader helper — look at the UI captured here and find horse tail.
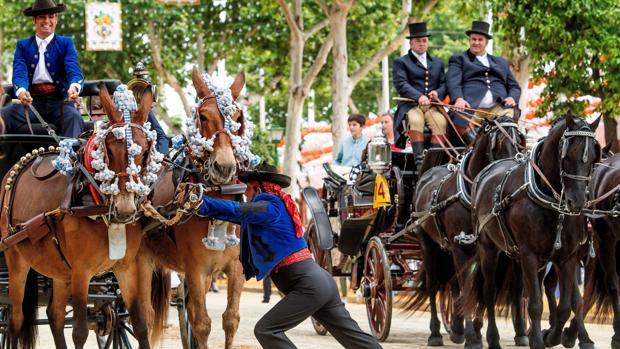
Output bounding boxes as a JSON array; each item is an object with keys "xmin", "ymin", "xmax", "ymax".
[
  {"xmin": 10, "ymin": 268, "xmax": 39, "ymax": 349},
  {"xmin": 150, "ymin": 266, "xmax": 171, "ymax": 345},
  {"xmin": 583, "ymin": 250, "xmax": 613, "ymax": 323},
  {"xmin": 494, "ymin": 253, "xmax": 517, "ymax": 319},
  {"xmin": 401, "ymin": 246, "xmax": 454, "ymax": 314}
]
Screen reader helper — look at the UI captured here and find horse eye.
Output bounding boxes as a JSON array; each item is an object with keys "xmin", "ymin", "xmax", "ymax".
[{"xmin": 199, "ymin": 114, "xmax": 207, "ymax": 122}]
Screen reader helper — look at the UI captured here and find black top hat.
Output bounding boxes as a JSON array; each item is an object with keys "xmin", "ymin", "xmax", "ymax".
[
  {"xmin": 238, "ymin": 163, "xmax": 291, "ymax": 188},
  {"xmin": 466, "ymin": 20, "xmax": 493, "ymax": 39},
  {"xmin": 24, "ymin": 0, "xmax": 66, "ymax": 17},
  {"xmin": 407, "ymin": 22, "xmax": 431, "ymax": 39}
]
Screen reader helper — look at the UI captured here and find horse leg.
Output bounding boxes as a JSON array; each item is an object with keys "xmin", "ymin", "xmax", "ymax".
[
  {"xmin": 222, "ymin": 261, "xmax": 243, "ymax": 349},
  {"xmin": 5, "ymin": 250, "xmax": 36, "ymax": 349},
  {"xmin": 136, "ymin": 253, "xmax": 157, "ymax": 345},
  {"xmin": 452, "ymin": 247, "xmax": 473, "ymax": 346},
  {"xmin": 480, "ymin": 243, "xmax": 501, "ymax": 349},
  {"xmin": 449, "ymin": 279, "xmax": 465, "ymax": 343},
  {"xmin": 509, "ymin": 265, "xmax": 529, "ymax": 346},
  {"xmin": 70, "ymin": 272, "xmax": 91, "ymax": 349},
  {"xmin": 186, "ymin": 270, "xmax": 211, "ymax": 349},
  {"xmin": 114, "ymin": 262, "xmax": 151, "ymax": 349},
  {"xmin": 543, "ymin": 258, "xmax": 577, "ymax": 347},
  {"xmin": 543, "ymin": 263, "xmax": 558, "ymax": 327},
  {"xmin": 419, "ymin": 233, "xmax": 443, "ymax": 346},
  {"xmin": 561, "ymin": 278, "xmax": 595, "ymax": 349},
  {"xmin": 521, "ymin": 252, "xmax": 545, "ymax": 349},
  {"xmin": 47, "ymin": 279, "xmax": 70, "ymax": 349}
]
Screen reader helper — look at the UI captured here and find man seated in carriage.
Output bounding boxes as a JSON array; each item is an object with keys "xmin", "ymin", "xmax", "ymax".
[
  {"xmin": 1, "ymin": 0, "xmax": 84, "ymax": 138},
  {"xmin": 393, "ymin": 22, "xmax": 447, "ymax": 169},
  {"xmin": 446, "ymin": 20, "xmax": 521, "ymax": 143}
]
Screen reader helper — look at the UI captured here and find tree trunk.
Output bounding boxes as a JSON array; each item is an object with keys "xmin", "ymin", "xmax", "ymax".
[
  {"xmin": 147, "ymin": 20, "xmax": 192, "ymax": 118},
  {"xmin": 196, "ymin": 32, "xmax": 205, "ymax": 73},
  {"xmin": 510, "ymin": 54, "xmax": 530, "ymax": 111},
  {"xmin": 329, "ymin": 5, "xmax": 352, "ymax": 157},
  {"xmin": 604, "ymin": 113, "xmax": 617, "ymax": 151}
]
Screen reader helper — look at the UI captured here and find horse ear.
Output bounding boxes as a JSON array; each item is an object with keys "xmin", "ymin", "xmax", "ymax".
[
  {"xmin": 565, "ymin": 114, "xmax": 575, "ymax": 129},
  {"xmin": 192, "ymin": 67, "xmax": 209, "ymax": 99},
  {"xmin": 99, "ymin": 82, "xmax": 122, "ymax": 124},
  {"xmin": 602, "ymin": 141, "xmax": 613, "ymax": 156},
  {"xmin": 589, "ymin": 115, "xmax": 602, "ymax": 131},
  {"xmin": 135, "ymin": 86, "xmax": 153, "ymax": 125},
  {"xmin": 230, "ymin": 70, "xmax": 245, "ymax": 100}
]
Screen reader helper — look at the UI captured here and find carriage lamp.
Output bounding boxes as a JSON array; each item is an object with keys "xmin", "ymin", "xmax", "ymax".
[{"xmin": 367, "ymin": 129, "xmax": 391, "ymax": 173}]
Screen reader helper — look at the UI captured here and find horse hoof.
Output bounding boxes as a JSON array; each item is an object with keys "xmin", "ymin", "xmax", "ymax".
[
  {"xmin": 561, "ymin": 329, "xmax": 577, "ymax": 348},
  {"xmin": 427, "ymin": 335, "xmax": 444, "ymax": 346},
  {"xmin": 542, "ymin": 329, "xmax": 556, "ymax": 348},
  {"xmin": 514, "ymin": 335, "xmax": 529, "ymax": 347},
  {"xmin": 464, "ymin": 342, "xmax": 483, "ymax": 349},
  {"xmin": 578, "ymin": 342, "xmax": 595, "ymax": 349},
  {"xmin": 450, "ymin": 332, "xmax": 465, "ymax": 344}
]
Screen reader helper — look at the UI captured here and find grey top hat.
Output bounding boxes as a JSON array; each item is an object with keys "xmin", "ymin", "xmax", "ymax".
[
  {"xmin": 24, "ymin": 0, "xmax": 66, "ymax": 17},
  {"xmin": 466, "ymin": 20, "xmax": 492, "ymax": 39},
  {"xmin": 407, "ymin": 22, "xmax": 431, "ymax": 39}
]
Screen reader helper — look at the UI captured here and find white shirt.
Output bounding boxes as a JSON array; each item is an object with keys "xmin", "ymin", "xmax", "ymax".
[
  {"xmin": 412, "ymin": 51, "xmax": 427, "ymax": 69},
  {"xmin": 476, "ymin": 53, "xmax": 495, "ymax": 108},
  {"xmin": 16, "ymin": 32, "xmax": 81, "ymax": 98}
]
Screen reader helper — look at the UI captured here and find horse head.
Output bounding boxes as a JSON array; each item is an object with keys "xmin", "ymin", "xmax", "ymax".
[
  {"xmin": 97, "ymin": 83, "xmax": 160, "ymax": 222},
  {"xmin": 190, "ymin": 67, "xmax": 248, "ymax": 185},
  {"xmin": 468, "ymin": 116, "xmax": 525, "ymax": 176},
  {"xmin": 543, "ymin": 115, "xmax": 601, "ymax": 213}
]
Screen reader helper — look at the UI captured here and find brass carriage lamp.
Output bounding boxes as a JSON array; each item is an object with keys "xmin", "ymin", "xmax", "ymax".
[{"xmin": 367, "ymin": 128, "xmax": 391, "ymax": 173}]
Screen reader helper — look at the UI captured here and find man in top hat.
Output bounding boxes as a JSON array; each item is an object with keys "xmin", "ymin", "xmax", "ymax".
[
  {"xmin": 393, "ymin": 22, "xmax": 447, "ymax": 167},
  {"xmin": 446, "ymin": 20, "xmax": 521, "ymax": 142},
  {"xmin": 1, "ymin": 0, "xmax": 84, "ymax": 138},
  {"xmin": 188, "ymin": 163, "xmax": 382, "ymax": 349}
]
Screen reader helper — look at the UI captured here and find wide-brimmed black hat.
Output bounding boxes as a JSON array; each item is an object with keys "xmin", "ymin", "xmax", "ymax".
[
  {"xmin": 466, "ymin": 20, "xmax": 492, "ymax": 39},
  {"xmin": 407, "ymin": 22, "xmax": 431, "ymax": 39},
  {"xmin": 238, "ymin": 163, "xmax": 291, "ymax": 188},
  {"xmin": 24, "ymin": 0, "xmax": 66, "ymax": 17}
]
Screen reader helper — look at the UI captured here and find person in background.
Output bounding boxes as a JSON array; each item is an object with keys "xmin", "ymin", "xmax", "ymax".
[
  {"xmin": 334, "ymin": 114, "xmax": 369, "ymax": 167},
  {"xmin": 380, "ymin": 112, "xmax": 408, "ymax": 152}
]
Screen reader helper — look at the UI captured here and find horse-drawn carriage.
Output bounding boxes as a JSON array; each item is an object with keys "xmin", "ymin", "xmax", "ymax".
[{"xmin": 302, "ymin": 129, "xmax": 463, "ymax": 341}]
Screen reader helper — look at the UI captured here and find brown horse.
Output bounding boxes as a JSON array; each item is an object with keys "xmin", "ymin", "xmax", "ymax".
[
  {"xmin": 409, "ymin": 116, "xmax": 526, "ymax": 348},
  {"xmin": 466, "ymin": 115, "xmax": 600, "ymax": 349},
  {"xmin": 139, "ymin": 67, "xmax": 247, "ymax": 349},
  {"xmin": 577, "ymin": 152, "xmax": 620, "ymax": 349},
  {"xmin": 0, "ymin": 85, "xmax": 157, "ymax": 349}
]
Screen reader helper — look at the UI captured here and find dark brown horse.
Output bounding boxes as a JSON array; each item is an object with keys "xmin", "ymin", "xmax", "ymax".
[
  {"xmin": 577, "ymin": 152, "xmax": 620, "ymax": 349},
  {"xmin": 466, "ymin": 115, "xmax": 600, "ymax": 349},
  {"xmin": 0, "ymin": 85, "xmax": 156, "ymax": 349},
  {"xmin": 409, "ymin": 116, "xmax": 526, "ymax": 348},
  {"xmin": 138, "ymin": 67, "xmax": 248, "ymax": 349}
]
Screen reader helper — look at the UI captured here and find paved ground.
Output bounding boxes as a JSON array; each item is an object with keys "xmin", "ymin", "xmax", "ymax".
[{"xmin": 36, "ymin": 288, "xmax": 615, "ymax": 348}]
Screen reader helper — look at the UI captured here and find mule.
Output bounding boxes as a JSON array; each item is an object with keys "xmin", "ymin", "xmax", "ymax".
[
  {"xmin": 466, "ymin": 115, "xmax": 600, "ymax": 349},
  {"xmin": 409, "ymin": 116, "xmax": 527, "ymax": 348},
  {"xmin": 0, "ymin": 85, "xmax": 157, "ymax": 349},
  {"xmin": 139, "ymin": 67, "xmax": 249, "ymax": 349}
]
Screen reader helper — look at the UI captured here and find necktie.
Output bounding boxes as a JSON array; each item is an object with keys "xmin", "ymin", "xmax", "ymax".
[{"xmin": 38, "ymin": 39, "xmax": 47, "ymax": 71}]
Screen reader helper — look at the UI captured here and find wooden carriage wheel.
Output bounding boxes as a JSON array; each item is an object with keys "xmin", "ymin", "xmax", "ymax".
[
  {"xmin": 440, "ymin": 288, "xmax": 454, "ymax": 335},
  {"xmin": 363, "ymin": 237, "xmax": 392, "ymax": 342},
  {"xmin": 305, "ymin": 221, "xmax": 331, "ymax": 335}
]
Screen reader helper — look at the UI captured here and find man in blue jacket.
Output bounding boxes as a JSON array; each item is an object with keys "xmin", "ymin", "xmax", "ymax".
[
  {"xmin": 192, "ymin": 163, "xmax": 381, "ymax": 349},
  {"xmin": 1, "ymin": 0, "xmax": 84, "ymax": 138},
  {"xmin": 446, "ymin": 20, "xmax": 521, "ymax": 142},
  {"xmin": 393, "ymin": 22, "xmax": 447, "ymax": 163}
]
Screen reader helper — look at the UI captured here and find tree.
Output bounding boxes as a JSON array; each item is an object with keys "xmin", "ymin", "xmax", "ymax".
[{"xmin": 491, "ymin": 0, "xmax": 620, "ymax": 148}]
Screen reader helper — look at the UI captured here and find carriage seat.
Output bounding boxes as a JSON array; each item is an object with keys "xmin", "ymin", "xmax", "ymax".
[{"xmin": 322, "ymin": 163, "xmax": 347, "ymax": 193}]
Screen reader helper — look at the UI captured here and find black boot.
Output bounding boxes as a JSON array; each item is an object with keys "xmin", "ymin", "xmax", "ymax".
[{"xmin": 412, "ymin": 141, "xmax": 424, "ymax": 175}]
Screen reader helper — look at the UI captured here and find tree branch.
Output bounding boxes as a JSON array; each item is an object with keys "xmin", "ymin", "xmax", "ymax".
[
  {"xmin": 277, "ymin": 0, "xmax": 302, "ymax": 39},
  {"xmin": 303, "ymin": 18, "xmax": 329, "ymax": 41},
  {"xmin": 196, "ymin": 31, "xmax": 205, "ymax": 73},
  {"xmin": 314, "ymin": 0, "xmax": 330, "ymax": 15},
  {"xmin": 302, "ymin": 32, "xmax": 334, "ymax": 93},
  {"xmin": 348, "ymin": 97, "xmax": 359, "ymax": 114}
]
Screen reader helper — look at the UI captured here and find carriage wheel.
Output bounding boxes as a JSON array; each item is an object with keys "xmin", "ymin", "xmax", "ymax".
[
  {"xmin": 305, "ymin": 221, "xmax": 332, "ymax": 274},
  {"xmin": 0, "ymin": 306, "xmax": 8, "ymax": 349},
  {"xmin": 362, "ymin": 237, "xmax": 392, "ymax": 342},
  {"xmin": 177, "ymin": 280, "xmax": 198, "ymax": 349},
  {"xmin": 440, "ymin": 288, "xmax": 454, "ymax": 336},
  {"xmin": 95, "ymin": 302, "xmax": 136, "ymax": 349}
]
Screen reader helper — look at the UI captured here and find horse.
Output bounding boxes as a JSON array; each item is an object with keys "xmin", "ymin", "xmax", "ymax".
[
  {"xmin": 408, "ymin": 116, "xmax": 526, "ymax": 348},
  {"xmin": 0, "ymin": 84, "xmax": 159, "ymax": 349},
  {"xmin": 138, "ymin": 67, "xmax": 251, "ymax": 349},
  {"xmin": 575, "ymin": 152, "xmax": 620, "ymax": 349},
  {"xmin": 465, "ymin": 115, "xmax": 600, "ymax": 349}
]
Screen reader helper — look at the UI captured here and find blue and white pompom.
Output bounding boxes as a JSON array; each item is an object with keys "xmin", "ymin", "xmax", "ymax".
[
  {"xmin": 172, "ymin": 135, "xmax": 185, "ymax": 150},
  {"xmin": 53, "ymin": 138, "xmax": 79, "ymax": 176}
]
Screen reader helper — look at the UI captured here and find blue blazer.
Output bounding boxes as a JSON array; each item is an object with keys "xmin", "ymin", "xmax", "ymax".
[
  {"xmin": 392, "ymin": 50, "xmax": 446, "ymax": 146},
  {"xmin": 198, "ymin": 193, "xmax": 307, "ymax": 281},
  {"xmin": 446, "ymin": 50, "xmax": 520, "ymax": 109},
  {"xmin": 12, "ymin": 34, "xmax": 84, "ymax": 98}
]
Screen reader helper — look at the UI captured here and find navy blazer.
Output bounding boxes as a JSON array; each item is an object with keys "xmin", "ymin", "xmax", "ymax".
[
  {"xmin": 446, "ymin": 50, "xmax": 520, "ymax": 109},
  {"xmin": 392, "ymin": 50, "xmax": 446, "ymax": 146},
  {"xmin": 12, "ymin": 34, "xmax": 84, "ymax": 98}
]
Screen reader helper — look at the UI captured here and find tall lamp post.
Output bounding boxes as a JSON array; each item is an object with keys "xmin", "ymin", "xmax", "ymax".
[{"xmin": 269, "ymin": 127, "xmax": 285, "ymax": 168}]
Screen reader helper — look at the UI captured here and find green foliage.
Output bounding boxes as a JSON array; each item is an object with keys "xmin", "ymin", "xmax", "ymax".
[
  {"xmin": 491, "ymin": 0, "xmax": 620, "ymax": 119},
  {"xmin": 250, "ymin": 127, "xmax": 276, "ymax": 166}
]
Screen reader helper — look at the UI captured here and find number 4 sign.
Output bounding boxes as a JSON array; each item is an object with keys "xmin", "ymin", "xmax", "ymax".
[{"xmin": 373, "ymin": 175, "xmax": 391, "ymax": 208}]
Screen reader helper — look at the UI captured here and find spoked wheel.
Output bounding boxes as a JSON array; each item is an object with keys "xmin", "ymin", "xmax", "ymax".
[
  {"xmin": 95, "ymin": 302, "xmax": 136, "ymax": 349},
  {"xmin": 306, "ymin": 220, "xmax": 332, "ymax": 336},
  {"xmin": 0, "ymin": 306, "xmax": 9, "ymax": 349},
  {"xmin": 305, "ymin": 221, "xmax": 332, "ymax": 274},
  {"xmin": 362, "ymin": 237, "xmax": 392, "ymax": 342},
  {"xmin": 177, "ymin": 280, "xmax": 198, "ymax": 349},
  {"xmin": 440, "ymin": 288, "xmax": 454, "ymax": 336}
]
